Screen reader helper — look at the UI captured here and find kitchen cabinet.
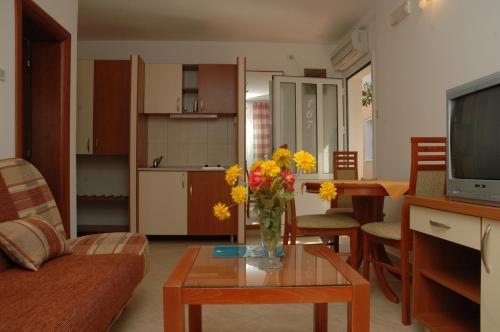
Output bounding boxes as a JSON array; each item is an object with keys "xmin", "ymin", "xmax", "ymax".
[
  {"xmin": 481, "ymin": 218, "xmax": 500, "ymax": 332},
  {"xmin": 76, "ymin": 60, "xmax": 94, "ymax": 155},
  {"xmin": 198, "ymin": 64, "xmax": 237, "ymax": 113},
  {"xmin": 93, "ymin": 60, "xmax": 131, "ymax": 155},
  {"xmin": 138, "ymin": 171, "xmax": 188, "ymax": 235},
  {"xmin": 145, "ymin": 64, "xmax": 182, "ymax": 114},
  {"xmin": 188, "ymin": 171, "xmax": 237, "ymax": 236}
]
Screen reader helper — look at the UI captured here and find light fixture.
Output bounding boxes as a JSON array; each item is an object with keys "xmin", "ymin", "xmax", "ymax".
[{"xmin": 419, "ymin": 0, "xmax": 431, "ymax": 10}]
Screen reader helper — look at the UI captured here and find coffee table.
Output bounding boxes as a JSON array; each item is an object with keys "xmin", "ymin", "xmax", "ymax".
[{"xmin": 163, "ymin": 244, "xmax": 370, "ymax": 331}]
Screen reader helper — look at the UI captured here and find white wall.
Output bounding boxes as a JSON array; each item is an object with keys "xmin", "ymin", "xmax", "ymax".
[
  {"xmin": 0, "ymin": 0, "xmax": 79, "ymax": 237},
  {"xmin": 373, "ymin": 0, "xmax": 500, "ymax": 219},
  {"xmin": 78, "ymin": 41, "xmax": 336, "ymax": 76},
  {"xmin": 0, "ymin": 0, "xmax": 16, "ymax": 159}
]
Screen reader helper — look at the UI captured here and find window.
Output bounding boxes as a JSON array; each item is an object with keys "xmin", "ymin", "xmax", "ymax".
[{"xmin": 273, "ymin": 76, "xmax": 343, "ymax": 178}]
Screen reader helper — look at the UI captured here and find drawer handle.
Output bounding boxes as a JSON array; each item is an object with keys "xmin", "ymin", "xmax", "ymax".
[
  {"xmin": 429, "ymin": 220, "xmax": 451, "ymax": 229},
  {"xmin": 482, "ymin": 224, "xmax": 492, "ymax": 274}
]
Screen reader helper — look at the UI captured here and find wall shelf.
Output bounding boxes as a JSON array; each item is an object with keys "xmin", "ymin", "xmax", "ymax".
[
  {"xmin": 77, "ymin": 194, "xmax": 129, "ymax": 203},
  {"xmin": 77, "ymin": 224, "xmax": 129, "ymax": 236}
]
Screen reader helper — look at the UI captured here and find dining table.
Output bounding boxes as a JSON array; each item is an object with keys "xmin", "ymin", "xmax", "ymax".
[{"xmin": 302, "ymin": 179, "xmax": 410, "ymax": 225}]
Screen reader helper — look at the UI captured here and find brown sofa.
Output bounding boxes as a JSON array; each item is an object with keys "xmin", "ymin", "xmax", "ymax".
[{"xmin": 0, "ymin": 159, "xmax": 148, "ymax": 332}]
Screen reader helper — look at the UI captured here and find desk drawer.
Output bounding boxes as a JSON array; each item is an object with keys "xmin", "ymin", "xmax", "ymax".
[{"xmin": 410, "ymin": 205, "xmax": 480, "ymax": 250}]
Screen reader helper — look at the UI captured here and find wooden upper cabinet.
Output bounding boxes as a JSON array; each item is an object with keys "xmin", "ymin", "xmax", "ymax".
[
  {"xmin": 188, "ymin": 171, "xmax": 237, "ymax": 236},
  {"xmin": 93, "ymin": 60, "xmax": 131, "ymax": 155},
  {"xmin": 76, "ymin": 60, "xmax": 94, "ymax": 155},
  {"xmin": 145, "ymin": 64, "xmax": 182, "ymax": 114},
  {"xmin": 198, "ymin": 64, "xmax": 237, "ymax": 113}
]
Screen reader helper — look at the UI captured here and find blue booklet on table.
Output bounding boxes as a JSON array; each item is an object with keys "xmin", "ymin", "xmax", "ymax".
[{"xmin": 213, "ymin": 245, "xmax": 284, "ymax": 258}]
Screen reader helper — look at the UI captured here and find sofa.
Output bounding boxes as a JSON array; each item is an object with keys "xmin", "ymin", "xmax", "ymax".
[{"xmin": 0, "ymin": 158, "xmax": 148, "ymax": 332}]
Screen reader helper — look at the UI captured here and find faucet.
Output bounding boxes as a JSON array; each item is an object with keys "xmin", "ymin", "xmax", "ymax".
[{"xmin": 152, "ymin": 156, "xmax": 163, "ymax": 168}]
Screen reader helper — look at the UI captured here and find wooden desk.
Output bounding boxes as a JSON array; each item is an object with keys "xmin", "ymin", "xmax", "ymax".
[
  {"xmin": 163, "ymin": 245, "xmax": 370, "ymax": 332},
  {"xmin": 407, "ymin": 195, "xmax": 500, "ymax": 332}
]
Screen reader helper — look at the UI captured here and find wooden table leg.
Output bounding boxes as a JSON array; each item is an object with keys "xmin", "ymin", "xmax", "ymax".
[
  {"xmin": 189, "ymin": 305, "xmax": 202, "ymax": 332},
  {"xmin": 348, "ymin": 283, "xmax": 370, "ymax": 332},
  {"xmin": 163, "ymin": 287, "xmax": 184, "ymax": 332},
  {"xmin": 314, "ymin": 303, "xmax": 328, "ymax": 332}
]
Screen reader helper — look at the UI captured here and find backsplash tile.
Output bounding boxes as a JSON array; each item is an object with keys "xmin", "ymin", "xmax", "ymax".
[{"xmin": 148, "ymin": 117, "xmax": 236, "ymax": 167}]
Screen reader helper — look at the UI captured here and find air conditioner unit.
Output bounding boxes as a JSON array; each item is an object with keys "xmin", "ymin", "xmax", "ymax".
[{"xmin": 331, "ymin": 29, "xmax": 369, "ymax": 72}]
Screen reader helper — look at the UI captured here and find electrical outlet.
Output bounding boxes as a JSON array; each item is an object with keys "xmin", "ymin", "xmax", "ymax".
[{"xmin": 0, "ymin": 68, "xmax": 5, "ymax": 82}]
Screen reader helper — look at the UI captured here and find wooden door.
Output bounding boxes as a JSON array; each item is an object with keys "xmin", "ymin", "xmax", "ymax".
[
  {"xmin": 139, "ymin": 171, "xmax": 187, "ymax": 235},
  {"xmin": 144, "ymin": 64, "xmax": 182, "ymax": 114},
  {"xmin": 93, "ymin": 60, "xmax": 131, "ymax": 155},
  {"xmin": 188, "ymin": 171, "xmax": 237, "ymax": 235},
  {"xmin": 198, "ymin": 64, "xmax": 237, "ymax": 113},
  {"xmin": 481, "ymin": 218, "xmax": 500, "ymax": 331},
  {"xmin": 76, "ymin": 60, "xmax": 94, "ymax": 154}
]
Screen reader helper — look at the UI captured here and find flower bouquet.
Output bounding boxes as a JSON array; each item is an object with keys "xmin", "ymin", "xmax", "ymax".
[{"xmin": 213, "ymin": 147, "xmax": 337, "ymax": 268}]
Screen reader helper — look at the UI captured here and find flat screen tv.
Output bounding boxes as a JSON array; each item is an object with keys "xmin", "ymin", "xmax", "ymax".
[{"xmin": 447, "ymin": 71, "xmax": 500, "ymax": 206}]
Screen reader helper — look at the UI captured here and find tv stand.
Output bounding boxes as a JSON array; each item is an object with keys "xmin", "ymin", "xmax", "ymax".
[{"xmin": 407, "ymin": 195, "xmax": 500, "ymax": 332}]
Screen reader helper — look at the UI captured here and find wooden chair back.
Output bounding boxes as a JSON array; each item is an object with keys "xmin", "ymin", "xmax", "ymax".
[
  {"xmin": 333, "ymin": 151, "xmax": 358, "ymax": 180},
  {"xmin": 332, "ymin": 151, "xmax": 358, "ymax": 208},
  {"xmin": 409, "ymin": 137, "xmax": 447, "ymax": 197}
]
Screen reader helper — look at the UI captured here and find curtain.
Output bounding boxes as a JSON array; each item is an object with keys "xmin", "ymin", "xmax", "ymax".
[{"xmin": 252, "ymin": 102, "xmax": 271, "ymax": 161}]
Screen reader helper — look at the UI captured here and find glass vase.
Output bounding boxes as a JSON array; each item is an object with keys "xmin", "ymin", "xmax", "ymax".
[{"xmin": 258, "ymin": 208, "xmax": 283, "ymax": 269}]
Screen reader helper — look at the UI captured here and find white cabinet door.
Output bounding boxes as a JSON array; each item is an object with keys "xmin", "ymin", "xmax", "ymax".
[
  {"xmin": 144, "ymin": 64, "xmax": 182, "ymax": 114},
  {"xmin": 138, "ymin": 171, "xmax": 187, "ymax": 235},
  {"xmin": 76, "ymin": 60, "xmax": 94, "ymax": 154},
  {"xmin": 481, "ymin": 218, "xmax": 500, "ymax": 332}
]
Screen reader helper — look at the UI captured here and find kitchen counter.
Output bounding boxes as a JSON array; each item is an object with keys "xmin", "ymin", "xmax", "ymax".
[{"xmin": 138, "ymin": 166, "xmax": 226, "ymax": 172}]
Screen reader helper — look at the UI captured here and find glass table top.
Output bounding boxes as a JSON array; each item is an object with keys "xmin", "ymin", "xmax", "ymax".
[{"xmin": 183, "ymin": 245, "xmax": 350, "ymax": 288}]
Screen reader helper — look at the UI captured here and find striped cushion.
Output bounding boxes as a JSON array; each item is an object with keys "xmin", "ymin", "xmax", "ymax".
[
  {"xmin": 69, "ymin": 232, "xmax": 148, "ymax": 257},
  {"xmin": 0, "ymin": 159, "xmax": 66, "ymax": 238},
  {"xmin": 0, "ymin": 215, "xmax": 71, "ymax": 271}
]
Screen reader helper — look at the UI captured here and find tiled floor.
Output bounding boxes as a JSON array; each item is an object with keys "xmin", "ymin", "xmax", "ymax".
[{"xmin": 111, "ymin": 233, "xmax": 424, "ymax": 331}]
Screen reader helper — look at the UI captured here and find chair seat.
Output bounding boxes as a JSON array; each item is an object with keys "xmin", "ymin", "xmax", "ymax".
[
  {"xmin": 361, "ymin": 221, "xmax": 401, "ymax": 240},
  {"xmin": 297, "ymin": 213, "xmax": 360, "ymax": 229},
  {"xmin": 325, "ymin": 207, "xmax": 354, "ymax": 215}
]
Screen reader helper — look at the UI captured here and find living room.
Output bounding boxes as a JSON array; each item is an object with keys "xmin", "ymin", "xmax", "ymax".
[{"xmin": 1, "ymin": 0, "xmax": 500, "ymax": 331}]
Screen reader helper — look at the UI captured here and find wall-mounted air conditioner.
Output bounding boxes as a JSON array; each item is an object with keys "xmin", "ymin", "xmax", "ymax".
[{"xmin": 331, "ymin": 29, "xmax": 369, "ymax": 72}]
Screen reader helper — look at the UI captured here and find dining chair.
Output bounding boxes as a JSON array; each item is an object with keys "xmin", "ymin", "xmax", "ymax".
[
  {"xmin": 326, "ymin": 151, "xmax": 358, "ymax": 214},
  {"xmin": 324, "ymin": 151, "xmax": 358, "ymax": 251},
  {"xmin": 283, "ymin": 198, "xmax": 360, "ymax": 268},
  {"xmin": 361, "ymin": 137, "xmax": 446, "ymax": 325}
]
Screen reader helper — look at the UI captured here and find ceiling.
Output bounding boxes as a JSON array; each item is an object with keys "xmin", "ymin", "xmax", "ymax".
[{"xmin": 78, "ymin": 0, "xmax": 371, "ymax": 43}]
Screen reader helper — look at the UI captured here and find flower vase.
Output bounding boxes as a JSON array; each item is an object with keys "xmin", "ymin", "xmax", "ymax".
[{"xmin": 258, "ymin": 208, "xmax": 283, "ymax": 269}]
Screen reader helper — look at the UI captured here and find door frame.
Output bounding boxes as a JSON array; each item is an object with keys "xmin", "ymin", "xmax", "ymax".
[{"xmin": 15, "ymin": 0, "xmax": 71, "ymax": 237}]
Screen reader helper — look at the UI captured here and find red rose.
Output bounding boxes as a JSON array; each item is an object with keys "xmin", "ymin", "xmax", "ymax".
[
  {"xmin": 248, "ymin": 167, "xmax": 267, "ymax": 191},
  {"xmin": 281, "ymin": 170, "xmax": 295, "ymax": 192}
]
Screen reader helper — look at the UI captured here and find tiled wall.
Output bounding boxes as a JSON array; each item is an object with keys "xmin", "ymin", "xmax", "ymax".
[{"xmin": 147, "ymin": 117, "xmax": 236, "ymax": 167}]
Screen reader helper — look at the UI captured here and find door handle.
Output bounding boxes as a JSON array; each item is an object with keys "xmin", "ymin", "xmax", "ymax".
[
  {"xmin": 482, "ymin": 223, "xmax": 492, "ymax": 273},
  {"xmin": 181, "ymin": 173, "xmax": 185, "ymax": 188},
  {"xmin": 429, "ymin": 220, "xmax": 451, "ymax": 229},
  {"xmin": 87, "ymin": 138, "xmax": 90, "ymax": 153},
  {"xmin": 177, "ymin": 97, "xmax": 180, "ymax": 113},
  {"xmin": 94, "ymin": 138, "xmax": 100, "ymax": 151},
  {"xmin": 190, "ymin": 185, "xmax": 193, "ymax": 197}
]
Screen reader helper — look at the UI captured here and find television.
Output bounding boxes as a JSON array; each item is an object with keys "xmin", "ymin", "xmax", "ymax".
[{"xmin": 447, "ymin": 71, "xmax": 500, "ymax": 206}]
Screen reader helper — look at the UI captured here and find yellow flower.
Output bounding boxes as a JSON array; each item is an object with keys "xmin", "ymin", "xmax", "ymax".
[
  {"xmin": 259, "ymin": 160, "xmax": 281, "ymax": 177},
  {"xmin": 231, "ymin": 185, "xmax": 247, "ymax": 204},
  {"xmin": 213, "ymin": 202, "xmax": 231, "ymax": 221},
  {"xmin": 273, "ymin": 148, "xmax": 292, "ymax": 169},
  {"xmin": 294, "ymin": 150, "xmax": 316, "ymax": 173},
  {"xmin": 250, "ymin": 160, "xmax": 264, "ymax": 171},
  {"xmin": 225, "ymin": 165, "xmax": 242, "ymax": 186},
  {"xmin": 319, "ymin": 181, "xmax": 337, "ymax": 201}
]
